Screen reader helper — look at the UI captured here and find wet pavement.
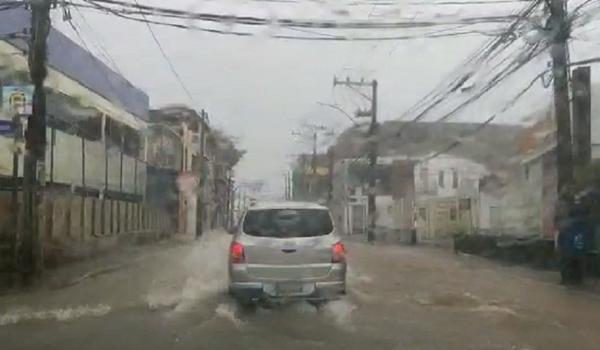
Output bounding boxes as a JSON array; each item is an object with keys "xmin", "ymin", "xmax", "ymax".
[{"xmin": 1, "ymin": 232, "xmax": 600, "ymax": 350}]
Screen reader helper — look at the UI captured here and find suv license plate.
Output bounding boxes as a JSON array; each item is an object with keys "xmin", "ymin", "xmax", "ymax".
[{"xmin": 276, "ymin": 282, "xmax": 303, "ymax": 295}]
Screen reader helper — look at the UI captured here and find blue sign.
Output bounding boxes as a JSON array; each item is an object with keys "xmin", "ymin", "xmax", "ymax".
[{"xmin": 0, "ymin": 120, "xmax": 14, "ymax": 136}]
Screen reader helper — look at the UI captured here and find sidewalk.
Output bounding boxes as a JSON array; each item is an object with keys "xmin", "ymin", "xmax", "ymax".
[
  {"xmin": 0, "ymin": 230, "xmax": 231, "ymax": 325},
  {"xmin": 0, "ymin": 235, "xmax": 189, "ymax": 296},
  {"xmin": 421, "ymin": 236, "xmax": 600, "ymax": 295}
]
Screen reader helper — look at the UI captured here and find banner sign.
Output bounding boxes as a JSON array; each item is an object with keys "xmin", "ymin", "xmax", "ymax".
[{"xmin": 2, "ymin": 85, "xmax": 34, "ymax": 115}]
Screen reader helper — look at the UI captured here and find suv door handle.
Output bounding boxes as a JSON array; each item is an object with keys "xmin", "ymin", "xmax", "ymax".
[{"xmin": 281, "ymin": 248, "xmax": 297, "ymax": 253}]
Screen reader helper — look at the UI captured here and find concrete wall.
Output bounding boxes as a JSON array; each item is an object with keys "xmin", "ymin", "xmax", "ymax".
[{"xmin": 42, "ymin": 190, "xmax": 174, "ymax": 267}]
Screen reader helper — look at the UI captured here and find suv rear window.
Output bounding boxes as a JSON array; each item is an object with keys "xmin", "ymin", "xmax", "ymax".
[{"xmin": 242, "ymin": 209, "xmax": 333, "ymax": 238}]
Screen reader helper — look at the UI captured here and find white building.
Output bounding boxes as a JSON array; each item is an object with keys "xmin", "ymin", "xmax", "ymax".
[{"xmin": 414, "ymin": 154, "xmax": 492, "ymax": 239}]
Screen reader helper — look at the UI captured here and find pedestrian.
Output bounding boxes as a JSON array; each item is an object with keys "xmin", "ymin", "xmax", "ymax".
[{"xmin": 556, "ymin": 202, "xmax": 593, "ymax": 285}]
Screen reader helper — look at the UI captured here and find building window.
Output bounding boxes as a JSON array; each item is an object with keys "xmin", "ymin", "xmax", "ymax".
[
  {"xmin": 450, "ymin": 207, "xmax": 457, "ymax": 221},
  {"xmin": 418, "ymin": 207, "xmax": 427, "ymax": 220},
  {"xmin": 524, "ymin": 165, "xmax": 530, "ymax": 180},
  {"xmin": 438, "ymin": 171, "xmax": 445, "ymax": 188},
  {"xmin": 452, "ymin": 170, "xmax": 458, "ymax": 189}
]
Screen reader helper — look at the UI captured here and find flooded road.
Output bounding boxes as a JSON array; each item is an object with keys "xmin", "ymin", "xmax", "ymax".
[{"xmin": 1, "ymin": 232, "xmax": 600, "ymax": 350}]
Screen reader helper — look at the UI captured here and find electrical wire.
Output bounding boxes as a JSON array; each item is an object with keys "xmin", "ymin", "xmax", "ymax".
[
  {"xmin": 74, "ymin": 0, "xmax": 526, "ymax": 31},
  {"xmin": 132, "ymin": 0, "xmax": 198, "ymax": 109},
  {"xmin": 422, "ymin": 65, "xmax": 550, "ymax": 162},
  {"xmin": 394, "ymin": 0, "xmax": 543, "ymax": 135},
  {"xmin": 69, "ymin": 1, "xmax": 516, "ymax": 42},
  {"xmin": 69, "ymin": 2, "xmax": 123, "ymax": 75},
  {"xmin": 342, "ymin": 0, "xmax": 545, "ymax": 166}
]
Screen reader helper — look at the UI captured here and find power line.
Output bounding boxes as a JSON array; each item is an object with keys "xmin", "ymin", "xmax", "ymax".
[
  {"xmin": 69, "ymin": 2, "xmax": 123, "ymax": 75},
  {"xmin": 316, "ymin": 102, "xmax": 359, "ymax": 126},
  {"xmin": 393, "ymin": 0, "xmax": 544, "ymax": 135},
  {"xmin": 131, "ymin": 0, "xmax": 198, "ymax": 109},
  {"xmin": 421, "ymin": 65, "xmax": 551, "ymax": 162},
  {"xmin": 76, "ymin": 0, "xmax": 526, "ymax": 30},
  {"xmin": 70, "ymin": 1, "xmax": 519, "ymax": 42},
  {"xmin": 341, "ymin": 0, "xmax": 545, "ymax": 166},
  {"xmin": 429, "ymin": 42, "xmax": 548, "ymax": 124}
]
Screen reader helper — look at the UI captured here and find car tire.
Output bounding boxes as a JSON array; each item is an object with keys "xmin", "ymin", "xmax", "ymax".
[
  {"xmin": 235, "ymin": 297, "xmax": 257, "ymax": 314},
  {"xmin": 309, "ymin": 300, "xmax": 327, "ymax": 310}
]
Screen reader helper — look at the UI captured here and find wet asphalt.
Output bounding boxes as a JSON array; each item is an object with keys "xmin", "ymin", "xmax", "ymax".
[{"xmin": 1, "ymin": 232, "xmax": 600, "ymax": 350}]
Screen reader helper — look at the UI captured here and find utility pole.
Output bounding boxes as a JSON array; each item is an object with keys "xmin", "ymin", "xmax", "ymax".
[
  {"xmin": 284, "ymin": 172, "xmax": 291, "ymax": 200},
  {"xmin": 292, "ymin": 125, "xmax": 333, "ymax": 201},
  {"xmin": 226, "ymin": 171, "xmax": 233, "ymax": 229},
  {"xmin": 22, "ymin": 0, "xmax": 52, "ymax": 278},
  {"xmin": 327, "ymin": 147, "xmax": 334, "ymax": 203},
  {"xmin": 333, "ymin": 77, "xmax": 378, "ymax": 243},
  {"xmin": 548, "ymin": 0, "xmax": 572, "ymax": 202},
  {"xmin": 198, "ymin": 109, "xmax": 207, "ymax": 236},
  {"xmin": 310, "ymin": 130, "xmax": 319, "ymax": 200},
  {"xmin": 572, "ymin": 66, "xmax": 591, "ymax": 171}
]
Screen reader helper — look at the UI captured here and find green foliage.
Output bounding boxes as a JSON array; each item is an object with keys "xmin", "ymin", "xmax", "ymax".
[{"xmin": 209, "ymin": 128, "xmax": 246, "ymax": 167}]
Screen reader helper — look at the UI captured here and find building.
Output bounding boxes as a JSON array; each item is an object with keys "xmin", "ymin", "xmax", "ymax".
[
  {"xmin": 0, "ymin": 7, "xmax": 171, "ymax": 272},
  {"xmin": 414, "ymin": 154, "xmax": 488, "ymax": 239},
  {"xmin": 204, "ymin": 129, "xmax": 245, "ymax": 230},
  {"xmin": 328, "ymin": 120, "xmax": 523, "ymax": 239},
  {"xmin": 330, "ymin": 155, "xmax": 418, "ymax": 237},
  {"xmin": 147, "ymin": 106, "xmax": 209, "ymax": 238},
  {"xmin": 291, "ymin": 153, "xmax": 332, "ymax": 202}
]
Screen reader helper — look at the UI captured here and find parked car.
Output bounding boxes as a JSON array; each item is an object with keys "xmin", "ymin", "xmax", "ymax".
[{"xmin": 228, "ymin": 201, "xmax": 347, "ymax": 306}]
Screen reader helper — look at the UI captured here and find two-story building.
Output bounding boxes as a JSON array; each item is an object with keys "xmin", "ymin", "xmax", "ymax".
[{"xmin": 414, "ymin": 154, "xmax": 488, "ymax": 239}]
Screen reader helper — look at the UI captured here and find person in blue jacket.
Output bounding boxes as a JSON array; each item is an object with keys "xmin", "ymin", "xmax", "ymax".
[{"xmin": 557, "ymin": 203, "xmax": 593, "ymax": 285}]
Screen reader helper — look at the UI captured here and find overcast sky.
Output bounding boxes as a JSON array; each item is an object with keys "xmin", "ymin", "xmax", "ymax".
[{"xmin": 50, "ymin": 0, "xmax": 600, "ymax": 198}]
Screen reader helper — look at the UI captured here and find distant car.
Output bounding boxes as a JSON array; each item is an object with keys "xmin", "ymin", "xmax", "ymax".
[{"xmin": 228, "ymin": 202, "xmax": 347, "ymax": 306}]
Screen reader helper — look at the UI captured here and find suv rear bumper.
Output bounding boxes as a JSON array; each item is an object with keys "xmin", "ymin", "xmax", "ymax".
[{"xmin": 229, "ymin": 281, "xmax": 346, "ymax": 302}]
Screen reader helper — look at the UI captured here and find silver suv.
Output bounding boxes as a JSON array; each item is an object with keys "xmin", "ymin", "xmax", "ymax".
[{"xmin": 228, "ymin": 202, "xmax": 347, "ymax": 305}]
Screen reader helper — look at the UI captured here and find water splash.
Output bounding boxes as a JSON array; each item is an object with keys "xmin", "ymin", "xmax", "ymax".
[
  {"xmin": 214, "ymin": 303, "xmax": 244, "ymax": 327},
  {"xmin": 0, "ymin": 304, "xmax": 111, "ymax": 326},
  {"xmin": 322, "ymin": 299, "xmax": 357, "ymax": 329},
  {"xmin": 145, "ymin": 231, "xmax": 230, "ymax": 313}
]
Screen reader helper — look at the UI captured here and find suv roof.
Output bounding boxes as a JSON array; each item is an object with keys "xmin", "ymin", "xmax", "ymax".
[{"xmin": 248, "ymin": 201, "xmax": 328, "ymax": 211}]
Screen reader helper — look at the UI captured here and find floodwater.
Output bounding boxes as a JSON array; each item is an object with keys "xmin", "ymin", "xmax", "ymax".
[{"xmin": 1, "ymin": 231, "xmax": 600, "ymax": 350}]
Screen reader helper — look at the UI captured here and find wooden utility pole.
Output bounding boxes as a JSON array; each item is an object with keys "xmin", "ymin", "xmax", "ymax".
[
  {"xmin": 292, "ymin": 125, "xmax": 332, "ymax": 200},
  {"xmin": 22, "ymin": 0, "xmax": 52, "ymax": 278},
  {"xmin": 198, "ymin": 109, "xmax": 207, "ymax": 236},
  {"xmin": 333, "ymin": 77, "xmax": 378, "ymax": 242},
  {"xmin": 311, "ymin": 131, "xmax": 317, "ymax": 197},
  {"xmin": 327, "ymin": 147, "xmax": 334, "ymax": 203},
  {"xmin": 226, "ymin": 171, "xmax": 233, "ymax": 228},
  {"xmin": 284, "ymin": 172, "xmax": 291, "ymax": 200},
  {"xmin": 548, "ymin": 0, "xmax": 573, "ymax": 200},
  {"xmin": 572, "ymin": 66, "xmax": 591, "ymax": 170}
]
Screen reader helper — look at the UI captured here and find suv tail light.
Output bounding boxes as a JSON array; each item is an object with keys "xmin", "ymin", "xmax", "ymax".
[
  {"xmin": 230, "ymin": 241, "xmax": 245, "ymax": 264},
  {"xmin": 332, "ymin": 242, "xmax": 346, "ymax": 263}
]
